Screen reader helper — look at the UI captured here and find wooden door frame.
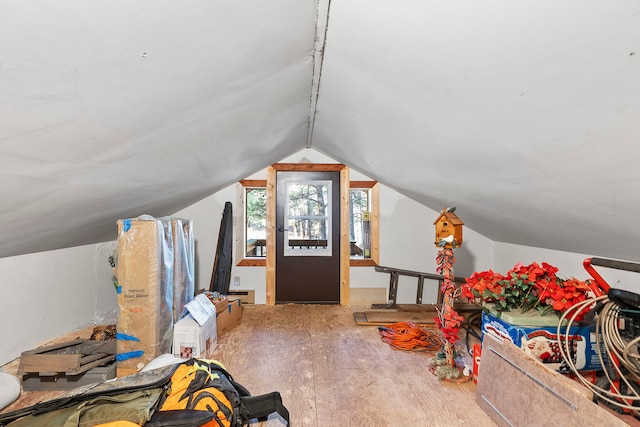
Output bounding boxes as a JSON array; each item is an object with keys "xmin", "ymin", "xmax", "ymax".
[{"xmin": 266, "ymin": 163, "xmax": 350, "ymax": 306}]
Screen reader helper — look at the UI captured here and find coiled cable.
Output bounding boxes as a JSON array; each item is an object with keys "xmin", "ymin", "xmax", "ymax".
[{"xmin": 557, "ymin": 294, "xmax": 640, "ymax": 413}]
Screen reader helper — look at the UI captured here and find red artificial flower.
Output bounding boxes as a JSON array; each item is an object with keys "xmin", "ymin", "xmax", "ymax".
[
  {"xmin": 462, "ymin": 261, "xmax": 592, "ymax": 319},
  {"xmin": 541, "ymin": 262, "xmax": 559, "ymax": 275},
  {"xmin": 462, "ymin": 269, "xmax": 504, "ymax": 301}
]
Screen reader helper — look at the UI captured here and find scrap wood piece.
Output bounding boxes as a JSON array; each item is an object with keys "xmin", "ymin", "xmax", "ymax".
[
  {"xmin": 18, "ymin": 339, "xmax": 116, "ymax": 376},
  {"xmin": 353, "ymin": 311, "xmax": 440, "ymax": 327},
  {"xmin": 363, "ymin": 309, "xmax": 438, "ymax": 324}
]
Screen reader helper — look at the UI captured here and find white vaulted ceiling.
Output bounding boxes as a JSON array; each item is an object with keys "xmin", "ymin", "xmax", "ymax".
[{"xmin": 1, "ymin": 0, "xmax": 639, "ymax": 261}]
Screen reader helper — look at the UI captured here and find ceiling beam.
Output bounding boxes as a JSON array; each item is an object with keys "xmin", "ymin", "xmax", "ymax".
[{"xmin": 306, "ymin": 0, "xmax": 332, "ymax": 148}]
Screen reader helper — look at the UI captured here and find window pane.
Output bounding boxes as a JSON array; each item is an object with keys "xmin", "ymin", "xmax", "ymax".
[
  {"xmin": 284, "ymin": 180, "xmax": 331, "ymax": 256},
  {"xmin": 245, "ymin": 188, "xmax": 267, "ymax": 257},
  {"xmin": 286, "ymin": 183, "xmax": 329, "ymax": 217},
  {"xmin": 350, "ymin": 188, "xmax": 371, "ymax": 259},
  {"xmin": 287, "ymin": 218, "xmax": 329, "ymax": 240}
]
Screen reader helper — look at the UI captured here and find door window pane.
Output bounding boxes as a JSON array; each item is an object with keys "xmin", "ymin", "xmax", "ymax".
[{"xmin": 284, "ymin": 180, "xmax": 331, "ymax": 256}]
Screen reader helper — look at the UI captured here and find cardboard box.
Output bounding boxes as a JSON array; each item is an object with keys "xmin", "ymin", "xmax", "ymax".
[
  {"xmin": 171, "ymin": 218, "xmax": 195, "ymax": 322},
  {"xmin": 173, "ymin": 294, "xmax": 218, "ymax": 358},
  {"xmin": 217, "ymin": 297, "xmax": 243, "ymax": 337},
  {"xmin": 212, "ymin": 297, "xmax": 229, "ymax": 314},
  {"xmin": 227, "ymin": 289, "xmax": 255, "ymax": 304},
  {"xmin": 481, "ymin": 311, "xmax": 604, "ymax": 371},
  {"xmin": 195, "ymin": 291, "xmax": 229, "ymax": 314},
  {"xmin": 476, "ymin": 335, "xmax": 626, "ymax": 427},
  {"xmin": 116, "ymin": 218, "xmax": 175, "ymax": 377},
  {"xmin": 172, "ymin": 314, "xmax": 217, "ymax": 359}
]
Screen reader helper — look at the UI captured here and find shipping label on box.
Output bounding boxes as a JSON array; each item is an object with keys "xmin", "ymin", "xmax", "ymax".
[
  {"xmin": 185, "ymin": 294, "xmax": 217, "ymax": 326},
  {"xmin": 481, "ymin": 311, "xmax": 604, "ymax": 371},
  {"xmin": 173, "ymin": 313, "xmax": 217, "ymax": 359}
]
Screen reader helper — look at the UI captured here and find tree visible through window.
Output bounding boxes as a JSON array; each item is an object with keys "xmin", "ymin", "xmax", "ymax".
[
  {"xmin": 245, "ymin": 187, "xmax": 267, "ymax": 257},
  {"xmin": 239, "ymin": 179, "xmax": 378, "ymax": 266},
  {"xmin": 284, "ymin": 180, "xmax": 331, "ymax": 256},
  {"xmin": 350, "ymin": 188, "xmax": 370, "ymax": 258}
]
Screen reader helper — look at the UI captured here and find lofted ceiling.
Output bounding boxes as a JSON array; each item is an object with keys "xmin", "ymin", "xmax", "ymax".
[{"xmin": 1, "ymin": 1, "xmax": 639, "ymax": 262}]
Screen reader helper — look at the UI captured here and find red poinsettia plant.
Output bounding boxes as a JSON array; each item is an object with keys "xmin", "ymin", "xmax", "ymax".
[{"xmin": 461, "ymin": 261, "xmax": 593, "ymax": 320}]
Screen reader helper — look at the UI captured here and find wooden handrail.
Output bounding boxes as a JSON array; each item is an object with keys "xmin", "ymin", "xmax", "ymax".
[
  {"xmin": 374, "ymin": 265, "xmax": 467, "ymax": 308},
  {"xmin": 374, "ymin": 265, "xmax": 466, "ymax": 283}
]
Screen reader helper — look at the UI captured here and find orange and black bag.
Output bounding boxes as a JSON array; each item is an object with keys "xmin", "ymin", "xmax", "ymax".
[
  {"xmin": 150, "ymin": 359, "xmax": 289, "ymax": 427},
  {"xmin": 0, "ymin": 359, "xmax": 289, "ymax": 427}
]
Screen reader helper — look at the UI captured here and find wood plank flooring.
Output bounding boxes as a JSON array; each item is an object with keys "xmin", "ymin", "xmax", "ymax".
[{"xmin": 212, "ymin": 304, "xmax": 496, "ymax": 426}]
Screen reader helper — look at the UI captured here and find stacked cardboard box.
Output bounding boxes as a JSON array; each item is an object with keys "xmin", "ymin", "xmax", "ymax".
[
  {"xmin": 217, "ymin": 296, "xmax": 243, "ymax": 337},
  {"xmin": 227, "ymin": 289, "xmax": 255, "ymax": 304}
]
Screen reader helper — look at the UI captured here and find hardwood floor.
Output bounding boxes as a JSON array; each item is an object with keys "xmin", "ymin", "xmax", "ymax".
[{"xmin": 212, "ymin": 304, "xmax": 497, "ymax": 426}]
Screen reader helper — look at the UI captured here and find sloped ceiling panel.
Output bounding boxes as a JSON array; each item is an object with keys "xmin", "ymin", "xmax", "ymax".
[
  {"xmin": 313, "ymin": 0, "xmax": 640, "ymax": 261},
  {"xmin": 2, "ymin": 0, "xmax": 640, "ymax": 263},
  {"xmin": 0, "ymin": 0, "xmax": 316, "ymax": 257}
]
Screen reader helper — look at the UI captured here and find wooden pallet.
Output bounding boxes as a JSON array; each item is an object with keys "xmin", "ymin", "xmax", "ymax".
[
  {"xmin": 21, "ymin": 362, "xmax": 116, "ymax": 391},
  {"xmin": 17, "ymin": 339, "xmax": 116, "ymax": 376}
]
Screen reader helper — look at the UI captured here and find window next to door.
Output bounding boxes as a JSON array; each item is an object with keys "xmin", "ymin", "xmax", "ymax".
[
  {"xmin": 238, "ymin": 180, "xmax": 267, "ymax": 266},
  {"xmin": 237, "ymin": 179, "xmax": 379, "ymax": 267},
  {"xmin": 349, "ymin": 181, "xmax": 379, "ymax": 266}
]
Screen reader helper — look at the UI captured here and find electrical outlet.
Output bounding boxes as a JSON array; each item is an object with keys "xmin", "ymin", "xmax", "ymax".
[{"xmin": 233, "ymin": 276, "xmax": 240, "ymax": 287}]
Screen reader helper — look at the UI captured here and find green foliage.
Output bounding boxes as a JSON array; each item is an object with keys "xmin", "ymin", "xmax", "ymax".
[
  {"xmin": 482, "ymin": 273, "xmax": 543, "ymax": 317},
  {"xmin": 246, "ymin": 188, "xmax": 267, "ymax": 231}
]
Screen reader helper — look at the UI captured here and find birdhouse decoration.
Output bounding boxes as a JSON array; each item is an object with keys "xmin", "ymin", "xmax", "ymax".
[
  {"xmin": 433, "ymin": 207, "xmax": 463, "ymax": 248},
  {"xmin": 430, "ymin": 207, "xmax": 469, "ymax": 382}
]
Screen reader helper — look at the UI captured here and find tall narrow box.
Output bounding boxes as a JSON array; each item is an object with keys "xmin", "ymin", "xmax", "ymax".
[
  {"xmin": 116, "ymin": 218, "xmax": 174, "ymax": 377},
  {"xmin": 171, "ymin": 218, "xmax": 195, "ymax": 321}
]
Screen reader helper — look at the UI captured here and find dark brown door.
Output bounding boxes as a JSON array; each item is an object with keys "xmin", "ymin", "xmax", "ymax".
[{"xmin": 275, "ymin": 171, "xmax": 340, "ymax": 303}]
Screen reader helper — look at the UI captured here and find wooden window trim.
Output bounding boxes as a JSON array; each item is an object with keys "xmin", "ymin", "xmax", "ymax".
[
  {"xmin": 238, "ymin": 180, "xmax": 267, "ymax": 267},
  {"xmin": 349, "ymin": 181, "xmax": 379, "ymax": 267},
  {"xmin": 271, "ymin": 163, "xmax": 345, "ymax": 172},
  {"xmin": 238, "ymin": 179, "xmax": 379, "ymax": 268}
]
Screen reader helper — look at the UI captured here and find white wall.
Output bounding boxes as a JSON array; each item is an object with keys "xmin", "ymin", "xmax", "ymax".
[
  {"xmin": 173, "ymin": 148, "xmax": 495, "ymax": 304},
  {"xmin": 349, "ymin": 185, "xmax": 494, "ymax": 304},
  {"xmin": 494, "ymin": 242, "xmax": 640, "ymax": 293},
  {"xmin": 171, "ymin": 184, "xmax": 259, "ymax": 299},
  {"xmin": 0, "ymin": 148, "xmax": 497, "ymax": 365},
  {"xmin": 0, "ymin": 241, "xmax": 117, "ymax": 366}
]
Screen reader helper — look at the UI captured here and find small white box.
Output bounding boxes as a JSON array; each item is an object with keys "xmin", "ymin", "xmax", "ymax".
[{"xmin": 172, "ymin": 313, "xmax": 217, "ymax": 359}]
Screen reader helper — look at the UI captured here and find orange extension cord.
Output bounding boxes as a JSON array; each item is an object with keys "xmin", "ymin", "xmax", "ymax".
[{"xmin": 378, "ymin": 322, "xmax": 442, "ymax": 351}]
